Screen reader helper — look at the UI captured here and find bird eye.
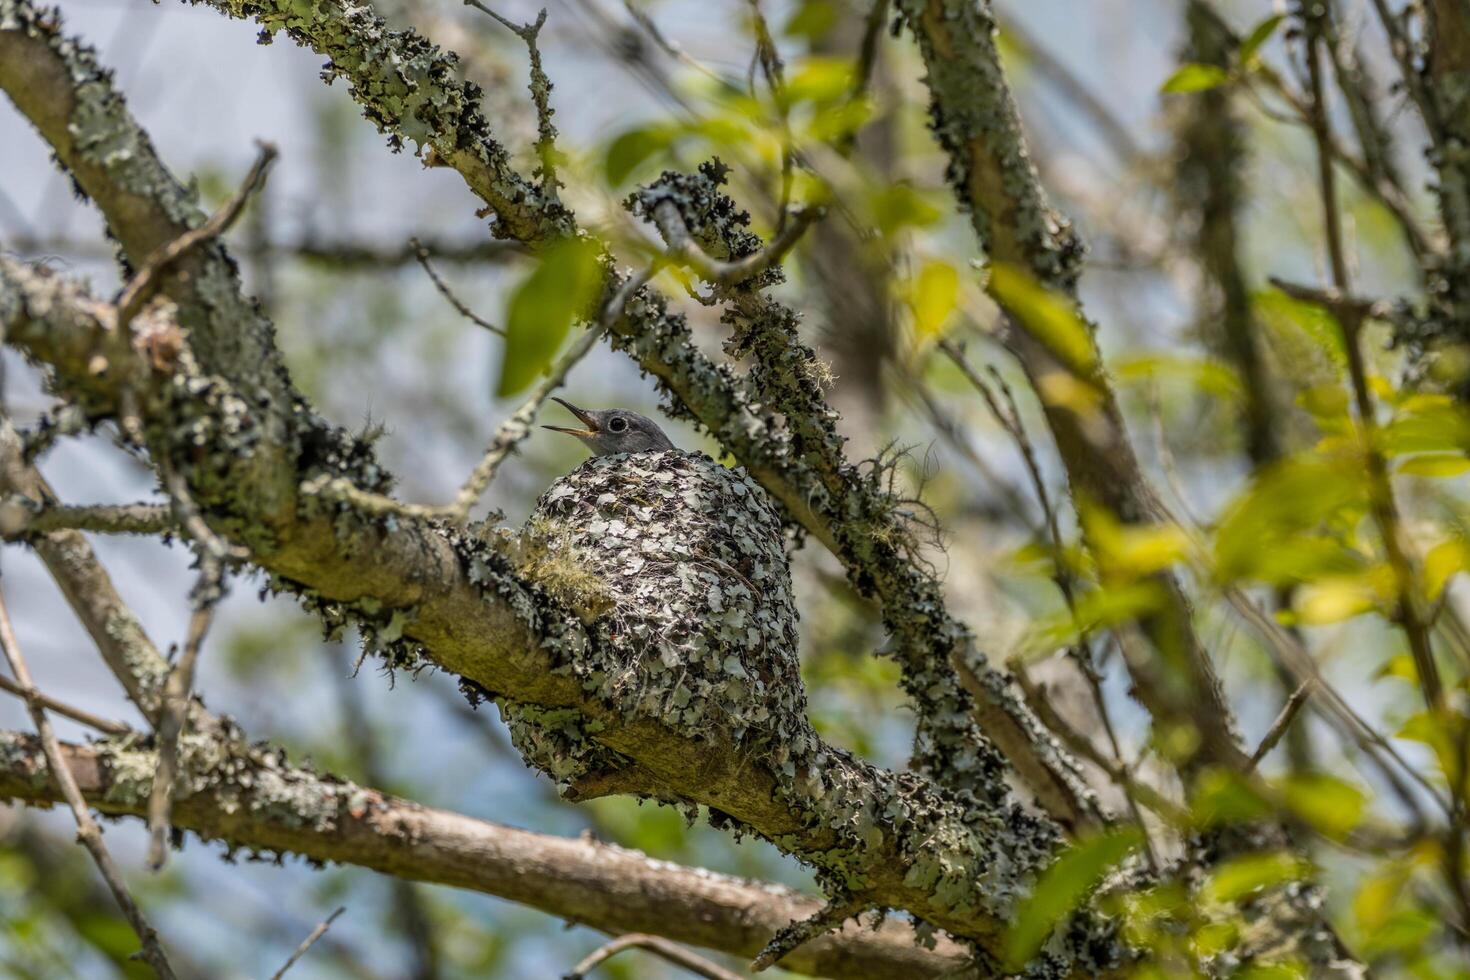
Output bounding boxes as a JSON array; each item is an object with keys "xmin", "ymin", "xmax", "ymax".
[{"xmin": 607, "ymin": 417, "xmax": 628, "ymax": 433}]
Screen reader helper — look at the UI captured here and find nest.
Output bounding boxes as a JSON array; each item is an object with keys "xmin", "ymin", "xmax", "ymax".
[{"xmin": 518, "ymin": 450, "xmax": 813, "ymax": 765}]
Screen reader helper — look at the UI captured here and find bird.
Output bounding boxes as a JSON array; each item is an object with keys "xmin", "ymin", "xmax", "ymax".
[{"xmin": 542, "ymin": 397, "xmax": 674, "ymax": 455}]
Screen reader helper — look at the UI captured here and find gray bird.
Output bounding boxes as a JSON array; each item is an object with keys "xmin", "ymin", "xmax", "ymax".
[{"xmin": 543, "ymin": 397, "xmax": 675, "ymax": 455}]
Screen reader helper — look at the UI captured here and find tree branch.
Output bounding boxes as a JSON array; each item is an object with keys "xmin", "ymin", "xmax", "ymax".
[
  {"xmin": 114, "ymin": 141, "xmax": 277, "ymax": 332},
  {"xmin": 269, "ymin": 907, "xmax": 347, "ymax": 980},
  {"xmin": 564, "ymin": 934, "xmax": 744, "ymax": 980},
  {"xmin": 0, "ymin": 730, "xmax": 970, "ymax": 980},
  {"xmin": 0, "ymin": 594, "xmax": 177, "ymax": 979},
  {"xmin": 0, "ymin": 499, "xmax": 174, "ymax": 538},
  {"xmin": 651, "ymin": 199, "xmax": 823, "ymax": 287}
]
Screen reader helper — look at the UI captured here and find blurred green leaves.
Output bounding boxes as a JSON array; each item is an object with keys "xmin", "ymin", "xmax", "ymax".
[
  {"xmin": 1212, "ymin": 456, "xmax": 1368, "ymax": 586},
  {"xmin": 1239, "ymin": 14, "xmax": 1285, "ymax": 67},
  {"xmin": 1254, "ymin": 288, "xmax": 1348, "ymax": 368},
  {"xmin": 1158, "ymin": 14, "xmax": 1281, "ymax": 93},
  {"xmin": 988, "ymin": 264, "xmax": 1097, "ymax": 373},
  {"xmin": 605, "ymin": 125, "xmax": 674, "ymax": 187},
  {"xmin": 1003, "ymin": 827, "xmax": 1144, "ymax": 970},
  {"xmin": 1160, "ymin": 63, "xmax": 1232, "ymax": 94},
  {"xmin": 496, "ymin": 238, "xmax": 603, "ymax": 397},
  {"xmin": 1201, "ymin": 852, "xmax": 1311, "ymax": 906},
  {"xmin": 905, "ymin": 259, "xmax": 959, "ymax": 338}
]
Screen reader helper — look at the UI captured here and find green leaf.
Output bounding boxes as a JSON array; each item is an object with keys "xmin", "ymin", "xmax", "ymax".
[
  {"xmin": 1192, "ymin": 769, "xmax": 1271, "ymax": 828},
  {"xmin": 1212, "ymin": 457, "xmax": 1368, "ymax": 584},
  {"xmin": 1293, "ymin": 572, "xmax": 1388, "ymax": 625},
  {"xmin": 1425, "ymin": 537, "xmax": 1470, "ymax": 599},
  {"xmin": 604, "ymin": 126, "xmax": 672, "ymax": 186},
  {"xmin": 1359, "ymin": 907, "xmax": 1438, "ymax": 958},
  {"xmin": 783, "ymin": 0, "xmax": 838, "ymax": 39},
  {"xmin": 907, "ymin": 260, "xmax": 960, "ymax": 338},
  {"xmin": 987, "ymin": 264, "xmax": 1096, "ymax": 372},
  {"xmin": 1160, "ymin": 63, "xmax": 1232, "ymax": 94},
  {"xmin": 1353, "ymin": 860, "xmax": 1412, "ymax": 932},
  {"xmin": 869, "ymin": 184, "xmax": 943, "ymax": 236},
  {"xmin": 1112, "ymin": 353, "xmax": 1243, "ymax": 402},
  {"xmin": 1380, "ymin": 397, "xmax": 1470, "ymax": 455},
  {"xmin": 497, "ymin": 239, "xmax": 603, "ymax": 397},
  {"xmin": 1398, "ymin": 711, "xmax": 1458, "ymax": 782},
  {"xmin": 1397, "ymin": 453, "xmax": 1470, "ymax": 477},
  {"xmin": 1239, "ymin": 14, "xmax": 1285, "ymax": 66},
  {"xmin": 1004, "ymin": 828, "xmax": 1144, "ymax": 970},
  {"xmin": 783, "ymin": 56, "xmax": 855, "ymax": 107},
  {"xmin": 1281, "ymin": 773, "xmax": 1366, "ymax": 838},
  {"xmin": 1202, "ymin": 852, "xmax": 1311, "ymax": 905},
  {"xmin": 1254, "ymin": 289, "xmax": 1347, "ymax": 368}
]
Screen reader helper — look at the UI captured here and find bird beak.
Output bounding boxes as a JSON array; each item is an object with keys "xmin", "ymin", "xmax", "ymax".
[{"xmin": 542, "ymin": 397, "xmax": 600, "ymax": 439}]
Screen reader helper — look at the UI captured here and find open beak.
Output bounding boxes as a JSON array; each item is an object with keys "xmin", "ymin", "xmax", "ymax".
[{"xmin": 542, "ymin": 397, "xmax": 600, "ymax": 439}]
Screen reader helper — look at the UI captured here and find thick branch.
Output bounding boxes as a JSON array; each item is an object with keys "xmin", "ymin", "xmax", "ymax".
[
  {"xmin": 896, "ymin": 0, "xmax": 1246, "ymax": 774},
  {"xmin": 0, "ymin": 731, "xmax": 969, "ymax": 980}
]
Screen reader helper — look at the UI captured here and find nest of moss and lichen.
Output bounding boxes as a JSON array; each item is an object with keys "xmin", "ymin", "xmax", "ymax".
[{"xmin": 507, "ymin": 450, "xmax": 816, "ymax": 771}]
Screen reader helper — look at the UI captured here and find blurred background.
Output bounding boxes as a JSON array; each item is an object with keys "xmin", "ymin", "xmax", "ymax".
[{"xmin": 0, "ymin": 0, "xmax": 1443, "ymax": 975}]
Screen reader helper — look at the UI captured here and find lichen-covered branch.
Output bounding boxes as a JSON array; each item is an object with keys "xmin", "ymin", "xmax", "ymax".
[
  {"xmin": 180, "ymin": 0, "xmax": 1097, "ymax": 831},
  {"xmin": 893, "ymin": 0, "xmax": 1363, "ymax": 970},
  {"xmin": 1377, "ymin": 0, "xmax": 1470, "ymax": 378},
  {"xmin": 0, "ymin": 499, "xmax": 174, "ymax": 538},
  {"xmin": 0, "ymin": 730, "xmax": 971, "ymax": 980},
  {"xmin": 0, "ymin": 239, "xmax": 1113, "ymax": 971},
  {"xmin": 894, "ymin": 0, "xmax": 1246, "ymax": 775}
]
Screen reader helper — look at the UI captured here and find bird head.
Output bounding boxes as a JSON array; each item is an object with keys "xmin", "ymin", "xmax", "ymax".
[{"xmin": 543, "ymin": 398, "xmax": 675, "ymax": 456}]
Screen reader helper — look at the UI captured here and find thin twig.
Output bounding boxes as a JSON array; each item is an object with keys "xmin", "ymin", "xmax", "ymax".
[
  {"xmin": 0, "ymin": 589, "xmax": 177, "ymax": 979},
  {"xmin": 564, "ymin": 933, "xmax": 744, "ymax": 980},
  {"xmin": 937, "ymin": 338, "xmax": 1156, "ymax": 859},
  {"xmin": 1224, "ymin": 585, "xmax": 1446, "ymax": 808},
  {"xmin": 146, "ymin": 469, "xmax": 235, "ymax": 871},
  {"xmin": 464, "ymin": 3, "xmax": 561, "ymax": 199},
  {"xmin": 1009, "ymin": 657, "xmax": 1171, "ymax": 870},
  {"xmin": 115, "ymin": 142, "xmax": 278, "ymax": 332},
  {"xmin": 1239, "ymin": 49, "xmax": 1431, "ymax": 260},
  {"xmin": 0, "ymin": 500, "xmax": 173, "ymax": 539},
  {"xmin": 269, "ymin": 906, "xmax": 347, "ymax": 980},
  {"xmin": 302, "ymin": 266, "xmax": 656, "ymax": 524},
  {"xmin": 1248, "ymin": 679, "xmax": 1316, "ymax": 771},
  {"xmin": 751, "ymin": 897, "xmax": 863, "ymax": 973},
  {"xmin": 743, "ymin": 0, "xmax": 794, "ymax": 224},
  {"xmin": 411, "ymin": 237, "xmax": 505, "ymax": 336},
  {"xmin": 0, "ymin": 672, "xmax": 130, "ymax": 735},
  {"xmin": 619, "ymin": 0, "xmax": 725, "ymax": 83},
  {"xmin": 651, "ymin": 199, "xmax": 822, "ymax": 287},
  {"xmin": 850, "ymin": 0, "xmax": 890, "ymax": 113}
]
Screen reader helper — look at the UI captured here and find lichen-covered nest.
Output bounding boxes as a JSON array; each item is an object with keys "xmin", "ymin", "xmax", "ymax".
[{"xmin": 513, "ymin": 450, "xmax": 814, "ymax": 775}]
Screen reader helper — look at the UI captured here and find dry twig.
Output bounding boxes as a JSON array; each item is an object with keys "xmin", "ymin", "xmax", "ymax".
[
  {"xmin": 0, "ymin": 589, "xmax": 176, "ymax": 979},
  {"xmin": 115, "ymin": 142, "xmax": 277, "ymax": 331},
  {"xmin": 269, "ymin": 906, "xmax": 347, "ymax": 980},
  {"xmin": 411, "ymin": 236, "xmax": 505, "ymax": 336},
  {"xmin": 565, "ymin": 933, "xmax": 744, "ymax": 980}
]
